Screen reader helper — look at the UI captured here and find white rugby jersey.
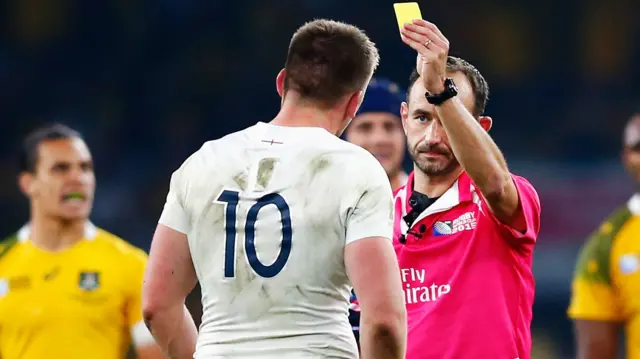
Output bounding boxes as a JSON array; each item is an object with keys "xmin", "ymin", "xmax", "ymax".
[{"xmin": 159, "ymin": 122, "xmax": 393, "ymax": 358}]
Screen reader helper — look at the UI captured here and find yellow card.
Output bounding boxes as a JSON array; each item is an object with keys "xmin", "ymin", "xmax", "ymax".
[{"xmin": 393, "ymin": 2, "xmax": 422, "ymax": 33}]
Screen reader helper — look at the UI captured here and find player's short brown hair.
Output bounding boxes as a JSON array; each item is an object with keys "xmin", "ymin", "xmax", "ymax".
[
  {"xmin": 284, "ymin": 19, "xmax": 380, "ymax": 108},
  {"xmin": 20, "ymin": 123, "xmax": 82, "ymax": 173}
]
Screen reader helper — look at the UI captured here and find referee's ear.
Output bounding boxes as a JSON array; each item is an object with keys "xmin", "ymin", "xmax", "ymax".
[
  {"xmin": 400, "ymin": 101, "xmax": 409, "ymax": 136},
  {"xmin": 478, "ymin": 116, "xmax": 492, "ymax": 132}
]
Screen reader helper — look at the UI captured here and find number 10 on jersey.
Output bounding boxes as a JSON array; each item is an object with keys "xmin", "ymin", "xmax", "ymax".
[{"xmin": 216, "ymin": 190, "xmax": 292, "ymax": 279}]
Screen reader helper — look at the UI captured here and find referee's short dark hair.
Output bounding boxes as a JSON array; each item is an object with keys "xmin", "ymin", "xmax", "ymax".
[
  {"xmin": 407, "ymin": 56, "xmax": 489, "ymax": 117},
  {"xmin": 20, "ymin": 124, "xmax": 82, "ymax": 173}
]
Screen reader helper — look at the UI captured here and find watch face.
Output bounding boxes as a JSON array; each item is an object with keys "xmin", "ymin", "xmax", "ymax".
[
  {"xmin": 426, "ymin": 78, "xmax": 458, "ymax": 104},
  {"xmin": 446, "ymin": 78, "xmax": 456, "ymax": 89},
  {"xmin": 446, "ymin": 78, "xmax": 458, "ymax": 93}
]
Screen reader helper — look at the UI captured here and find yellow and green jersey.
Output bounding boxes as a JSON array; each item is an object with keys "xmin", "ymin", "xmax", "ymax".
[
  {"xmin": 0, "ymin": 223, "xmax": 151, "ymax": 359},
  {"xmin": 568, "ymin": 194, "xmax": 640, "ymax": 358}
]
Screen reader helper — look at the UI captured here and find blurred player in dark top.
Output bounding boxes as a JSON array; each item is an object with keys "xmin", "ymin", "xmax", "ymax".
[{"xmin": 344, "ymin": 77, "xmax": 408, "ymax": 191}]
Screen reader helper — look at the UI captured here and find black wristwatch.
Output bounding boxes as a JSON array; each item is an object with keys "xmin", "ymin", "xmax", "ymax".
[{"xmin": 425, "ymin": 78, "xmax": 458, "ymax": 105}]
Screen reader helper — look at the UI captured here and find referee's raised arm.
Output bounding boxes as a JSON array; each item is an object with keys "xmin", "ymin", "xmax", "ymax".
[{"xmin": 402, "ymin": 19, "xmax": 523, "ymax": 232}]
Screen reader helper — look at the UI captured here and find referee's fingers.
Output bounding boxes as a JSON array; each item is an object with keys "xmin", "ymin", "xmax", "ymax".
[
  {"xmin": 400, "ymin": 29, "xmax": 445, "ymax": 61},
  {"xmin": 413, "ymin": 19, "xmax": 449, "ymax": 47},
  {"xmin": 400, "ymin": 34, "xmax": 435, "ymax": 62},
  {"xmin": 403, "ymin": 23, "xmax": 447, "ymax": 50}
]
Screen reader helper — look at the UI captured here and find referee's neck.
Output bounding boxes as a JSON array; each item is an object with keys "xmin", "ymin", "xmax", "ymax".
[{"xmin": 413, "ymin": 167, "xmax": 462, "ymax": 198}]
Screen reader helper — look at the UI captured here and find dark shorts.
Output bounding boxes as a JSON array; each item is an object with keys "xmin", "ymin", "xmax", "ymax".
[{"xmin": 348, "ymin": 290, "xmax": 360, "ymax": 347}]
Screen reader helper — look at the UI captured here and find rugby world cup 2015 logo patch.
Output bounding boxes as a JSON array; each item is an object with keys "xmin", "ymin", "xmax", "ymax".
[
  {"xmin": 433, "ymin": 221, "xmax": 453, "ymax": 236},
  {"xmin": 432, "ymin": 211, "xmax": 478, "ymax": 237}
]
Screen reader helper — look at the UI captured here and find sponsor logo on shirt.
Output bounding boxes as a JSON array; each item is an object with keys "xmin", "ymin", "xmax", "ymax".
[
  {"xmin": 401, "ymin": 268, "xmax": 450, "ymax": 304},
  {"xmin": 78, "ymin": 271, "xmax": 100, "ymax": 291},
  {"xmin": 8, "ymin": 276, "xmax": 31, "ymax": 290},
  {"xmin": 433, "ymin": 211, "xmax": 477, "ymax": 236}
]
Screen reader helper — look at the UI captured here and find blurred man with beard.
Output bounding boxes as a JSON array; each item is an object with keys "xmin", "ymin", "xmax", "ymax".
[
  {"xmin": 0, "ymin": 124, "xmax": 163, "ymax": 359},
  {"xmin": 344, "ymin": 77, "xmax": 408, "ymax": 191},
  {"xmin": 393, "ymin": 19, "xmax": 541, "ymax": 359},
  {"xmin": 568, "ymin": 114, "xmax": 640, "ymax": 359}
]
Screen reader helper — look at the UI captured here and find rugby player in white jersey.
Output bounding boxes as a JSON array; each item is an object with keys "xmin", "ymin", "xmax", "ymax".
[{"xmin": 141, "ymin": 19, "xmax": 407, "ymax": 359}]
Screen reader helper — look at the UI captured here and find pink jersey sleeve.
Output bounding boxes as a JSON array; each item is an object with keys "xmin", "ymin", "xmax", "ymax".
[{"xmin": 483, "ymin": 174, "xmax": 541, "ymax": 246}]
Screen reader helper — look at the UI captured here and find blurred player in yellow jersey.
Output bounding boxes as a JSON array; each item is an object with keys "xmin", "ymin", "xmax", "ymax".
[
  {"xmin": 0, "ymin": 124, "xmax": 163, "ymax": 359},
  {"xmin": 568, "ymin": 113, "xmax": 640, "ymax": 359}
]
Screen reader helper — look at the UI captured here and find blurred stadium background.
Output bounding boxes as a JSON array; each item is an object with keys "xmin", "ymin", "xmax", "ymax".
[{"xmin": 1, "ymin": 0, "xmax": 639, "ymax": 357}]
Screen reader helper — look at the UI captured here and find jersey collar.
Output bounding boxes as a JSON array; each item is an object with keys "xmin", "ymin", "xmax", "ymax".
[
  {"xmin": 398, "ymin": 171, "xmax": 474, "ymax": 227},
  {"xmin": 628, "ymin": 193, "xmax": 640, "ymax": 215},
  {"xmin": 17, "ymin": 222, "xmax": 98, "ymax": 242}
]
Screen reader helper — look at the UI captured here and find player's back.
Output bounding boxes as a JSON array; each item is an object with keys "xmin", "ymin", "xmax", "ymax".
[{"xmin": 174, "ymin": 122, "xmax": 375, "ymax": 358}]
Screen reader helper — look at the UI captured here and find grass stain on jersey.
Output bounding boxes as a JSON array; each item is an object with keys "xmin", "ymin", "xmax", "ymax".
[
  {"xmin": 256, "ymin": 158, "xmax": 277, "ymax": 190},
  {"xmin": 309, "ymin": 156, "xmax": 330, "ymax": 175},
  {"xmin": 233, "ymin": 172, "xmax": 248, "ymax": 190}
]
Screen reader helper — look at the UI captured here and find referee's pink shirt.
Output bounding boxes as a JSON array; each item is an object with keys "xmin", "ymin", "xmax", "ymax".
[{"xmin": 393, "ymin": 171, "xmax": 541, "ymax": 359}]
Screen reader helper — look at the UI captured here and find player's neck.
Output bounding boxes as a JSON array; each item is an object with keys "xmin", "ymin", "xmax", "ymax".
[
  {"xmin": 272, "ymin": 95, "xmax": 344, "ymax": 135},
  {"xmin": 389, "ymin": 170, "xmax": 408, "ymax": 191},
  {"xmin": 413, "ymin": 167, "xmax": 463, "ymax": 197},
  {"xmin": 28, "ymin": 212, "xmax": 86, "ymax": 252}
]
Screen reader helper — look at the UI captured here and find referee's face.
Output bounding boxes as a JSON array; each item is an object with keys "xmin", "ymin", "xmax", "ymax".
[{"xmin": 402, "ymin": 72, "xmax": 475, "ymax": 177}]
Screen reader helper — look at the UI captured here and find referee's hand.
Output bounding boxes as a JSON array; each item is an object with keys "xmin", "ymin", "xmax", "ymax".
[{"xmin": 400, "ymin": 19, "xmax": 450, "ymax": 95}]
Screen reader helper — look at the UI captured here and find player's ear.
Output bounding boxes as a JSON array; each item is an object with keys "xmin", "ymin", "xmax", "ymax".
[
  {"xmin": 346, "ymin": 90, "xmax": 364, "ymax": 120},
  {"xmin": 400, "ymin": 102, "xmax": 409, "ymax": 135},
  {"xmin": 18, "ymin": 172, "xmax": 35, "ymax": 197},
  {"xmin": 276, "ymin": 69, "xmax": 286, "ymax": 98},
  {"xmin": 478, "ymin": 116, "xmax": 492, "ymax": 132}
]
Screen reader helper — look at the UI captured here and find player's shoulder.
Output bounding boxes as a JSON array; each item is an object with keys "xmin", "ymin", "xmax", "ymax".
[
  {"xmin": 93, "ymin": 228, "xmax": 148, "ymax": 264},
  {"xmin": 588, "ymin": 204, "xmax": 632, "ymax": 245},
  {"xmin": 345, "ymin": 148, "xmax": 388, "ymax": 189},
  {"xmin": 176, "ymin": 140, "xmax": 215, "ymax": 171},
  {"xmin": 295, "ymin": 133, "xmax": 385, "ymax": 177},
  {"xmin": 573, "ymin": 204, "xmax": 632, "ymax": 283},
  {"xmin": 0, "ymin": 232, "xmax": 20, "ymax": 261},
  {"xmin": 329, "ymin": 135, "xmax": 374, "ymax": 156},
  {"xmin": 201, "ymin": 123, "xmax": 260, "ymax": 152},
  {"xmin": 329, "ymin": 139, "xmax": 387, "ymax": 173},
  {"xmin": 175, "ymin": 126, "xmax": 255, "ymax": 173}
]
